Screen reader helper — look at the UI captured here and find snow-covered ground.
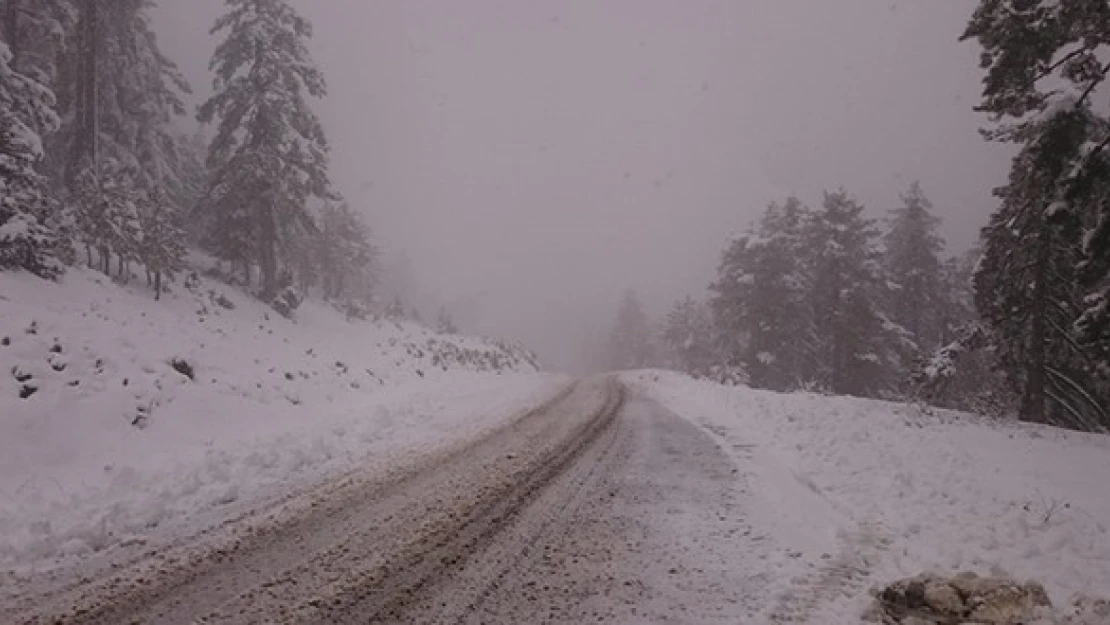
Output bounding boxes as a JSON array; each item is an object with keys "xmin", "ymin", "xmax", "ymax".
[
  {"xmin": 626, "ymin": 370, "xmax": 1110, "ymax": 623},
  {"xmin": 0, "ymin": 266, "xmax": 562, "ymax": 572}
]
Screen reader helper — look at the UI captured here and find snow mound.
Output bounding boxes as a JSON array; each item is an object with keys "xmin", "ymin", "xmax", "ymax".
[
  {"xmin": 0, "ymin": 267, "xmax": 554, "ymax": 571},
  {"xmin": 626, "ymin": 370, "xmax": 1110, "ymax": 624}
]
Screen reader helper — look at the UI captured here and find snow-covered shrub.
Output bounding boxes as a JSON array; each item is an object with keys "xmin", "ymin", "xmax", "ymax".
[
  {"xmin": 271, "ymin": 286, "xmax": 304, "ymax": 318},
  {"xmin": 208, "ymin": 289, "xmax": 235, "ymax": 310},
  {"xmin": 0, "ymin": 210, "xmax": 64, "ymax": 279},
  {"xmin": 705, "ymin": 363, "xmax": 748, "ymax": 387},
  {"xmin": 335, "ymin": 298, "xmax": 370, "ymax": 321}
]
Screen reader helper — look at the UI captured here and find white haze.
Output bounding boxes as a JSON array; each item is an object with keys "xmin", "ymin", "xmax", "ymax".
[{"xmin": 154, "ymin": 0, "xmax": 1013, "ymax": 372}]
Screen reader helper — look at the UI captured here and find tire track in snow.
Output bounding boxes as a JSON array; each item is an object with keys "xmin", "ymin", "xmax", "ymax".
[
  {"xmin": 8, "ymin": 379, "xmax": 605, "ymax": 624},
  {"xmin": 767, "ymin": 520, "xmax": 892, "ymax": 623}
]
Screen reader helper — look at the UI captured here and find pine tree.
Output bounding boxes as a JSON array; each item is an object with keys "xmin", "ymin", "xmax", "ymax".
[
  {"xmin": 136, "ymin": 186, "xmax": 184, "ymax": 300},
  {"xmin": 661, "ymin": 296, "xmax": 716, "ymax": 377},
  {"xmin": 72, "ymin": 158, "xmax": 141, "ymax": 277},
  {"xmin": 318, "ymin": 201, "xmax": 377, "ymax": 301},
  {"xmin": 914, "ymin": 245, "xmax": 1013, "ymax": 413},
  {"xmin": 608, "ymin": 289, "xmax": 654, "ymax": 370},
  {"xmin": 3, "ymin": 1, "xmax": 74, "ymax": 88},
  {"xmin": 962, "ymin": 0, "xmax": 1110, "ymax": 429},
  {"xmin": 53, "ymin": 1, "xmax": 190, "ymax": 188},
  {"xmin": 198, "ymin": 0, "xmax": 333, "ymax": 300},
  {"xmin": 0, "ymin": 29, "xmax": 62, "ymax": 277},
  {"xmin": 882, "ymin": 182, "xmax": 947, "ymax": 386},
  {"xmin": 710, "ymin": 197, "xmax": 815, "ymax": 390},
  {"xmin": 436, "ymin": 307, "xmax": 458, "ymax": 334},
  {"xmin": 806, "ymin": 190, "xmax": 893, "ymax": 397},
  {"xmin": 974, "ymin": 117, "xmax": 1107, "ymax": 429}
]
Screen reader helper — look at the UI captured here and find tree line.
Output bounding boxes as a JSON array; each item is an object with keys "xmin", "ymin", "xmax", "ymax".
[
  {"xmin": 606, "ymin": 184, "xmax": 1006, "ymax": 414},
  {"xmin": 0, "ymin": 0, "xmax": 376, "ymax": 310},
  {"xmin": 606, "ymin": 1, "xmax": 1110, "ymax": 433}
]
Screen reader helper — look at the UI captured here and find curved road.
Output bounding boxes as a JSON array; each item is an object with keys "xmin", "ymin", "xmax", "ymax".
[{"xmin": 7, "ymin": 377, "xmax": 764, "ymax": 624}]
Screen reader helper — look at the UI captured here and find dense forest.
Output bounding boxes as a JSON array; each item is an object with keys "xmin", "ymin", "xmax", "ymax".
[{"xmin": 0, "ymin": 0, "xmax": 375, "ymax": 312}]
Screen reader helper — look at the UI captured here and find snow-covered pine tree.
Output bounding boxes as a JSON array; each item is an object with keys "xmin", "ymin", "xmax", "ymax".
[
  {"xmin": 660, "ymin": 296, "xmax": 716, "ymax": 377},
  {"xmin": 0, "ymin": 21, "xmax": 63, "ymax": 277},
  {"xmin": 974, "ymin": 112, "xmax": 1107, "ymax": 429},
  {"xmin": 709, "ymin": 231, "xmax": 757, "ymax": 369},
  {"xmin": 710, "ymin": 197, "xmax": 815, "ymax": 390},
  {"xmin": 3, "ymin": 1, "xmax": 74, "ymax": 87},
  {"xmin": 72, "ymin": 158, "xmax": 141, "ymax": 277},
  {"xmin": 962, "ymin": 0, "xmax": 1110, "ymax": 429},
  {"xmin": 198, "ymin": 0, "xmax": 333, "ymax": 300},
  {"xmin": 136, "ymin": 185, "xmax": 184, "ymax": 300},
  {"xmin": 54, "ymin": 0, "xmax": 190, "ymax": 188},
  {"xmin": 608, "ymin": 289, "xmax": 654, "ymax": 370},
  {"xmin": 882, "ymin": 182, "xmax": 947, "ymax": 386},
  {"xmin": 318, "ymin": 201, "xmax": 377, "ymax": 302},
  {"xmin": 436, "ymin": 307, "xmax": 458, "ymax": 335},
  {"xmin": 914, "ymin": 245, "xmax": 1017, "ymax": 414},
  {"xmin": 805, "ymin": 190, "xmax": 894, "ymax": 397}
]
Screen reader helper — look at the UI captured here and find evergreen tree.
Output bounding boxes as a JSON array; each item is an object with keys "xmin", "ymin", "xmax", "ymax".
[
  {"xmin": 975, "ymin": 120, "xmax": 1107, "ymax": 429},
  {"xmin": 54, "ymin": 1, "xmax": 189, "ymax": 187},
  {"xmin": 0, "ymin": 35, "xmax": 62, "ymax": 277},
  {"xmin": 963, "ymin": 1, "xmax": 1110, "ymax": 429},
  {"xmin": 661, "ymin": 296, "xmax": 716, "ymax": 377},
  {"xmin": 72, "ymin": 158, "xmax": 140, "ymax": 277},
  {"xmin": 710, "ymin": 197, "xmax": 815, "ymax": 390},
  {"xmin": 318, "ymin": 201, "xmax": 377, "ymax": 302},
  {"xmin": 608, "ymin": 289, "xmax": 654, "ymax": 370},
  {"xmin": 3, "ymin": 1, "xmax": 74, "ymax": 89},
  {"xmin": 881, "ymin": 182, "xmax": 947, "ymax": 390},
  {"xmin": 136, "ymin": 185, "xmax": 184, "ymax": 300},
  {"xmin": 436, "ymin": 307, "xmax": 458, "ymax": 334},
  {"xmin": 198, "ymin": 0, "xmax": 333, "ymax": 299},
  {"xmin": 805, "ymin": 190, "xmax": 893, "ymax": 397}
]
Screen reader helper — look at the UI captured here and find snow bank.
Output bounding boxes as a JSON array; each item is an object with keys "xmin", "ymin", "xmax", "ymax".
[
  {"xmin": 626, "ymin": 371, "xmax": 1110, "ymax": 624},
  {"xmin": 0, "ymin": 267, "xmax": 559, "ymax": 571}
]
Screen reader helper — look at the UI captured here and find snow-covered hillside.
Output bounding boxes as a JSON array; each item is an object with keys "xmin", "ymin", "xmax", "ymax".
[
  {"xmin": 0, "ymin": 267, "xmax": 556, "ymax": 571},
  {"xmin": 626, "ymin": 371, "xmax": 1110, "ymax": 624}
]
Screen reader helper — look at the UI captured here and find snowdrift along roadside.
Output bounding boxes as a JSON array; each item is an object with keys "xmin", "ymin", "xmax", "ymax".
[
  {"xmin": 0, "ymin": 267, "xmax": 560, "ymax": 571},
  {"xmin": 625, "ymin": 370, "xmax": 1110, "ymax": 624}
]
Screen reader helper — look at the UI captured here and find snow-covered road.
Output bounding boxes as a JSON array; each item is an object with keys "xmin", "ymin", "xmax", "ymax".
[
  {"xmin": 10, "ymin": 371, "xmax": 1108, "ymax": 623},
  {"xmin": 5, "ymin": 378, "xmax": 779, "ymax": 624}
]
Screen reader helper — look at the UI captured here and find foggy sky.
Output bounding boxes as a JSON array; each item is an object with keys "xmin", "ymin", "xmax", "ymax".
[{"xmin": 154, "ymin": 0, "xmax": 1014, "ymax": 372}]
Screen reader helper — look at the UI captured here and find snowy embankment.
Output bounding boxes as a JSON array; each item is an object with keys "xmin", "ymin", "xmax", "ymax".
[
  {"xmin": 625, "ymin": 371, "xmax": 1110, "ymax": 624},
  {"xmin": 0, "ymin": 267, "xmax": 562, "ymax": 572}
]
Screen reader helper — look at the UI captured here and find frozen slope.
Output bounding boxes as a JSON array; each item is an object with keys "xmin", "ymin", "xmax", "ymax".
[
  {"xmin": 626, "ymin": 371, "xmax": 1110, "ymax": 623},
  {"xmin": 0, "ymin": 267, "xmax": 560, "ymax": 571}
]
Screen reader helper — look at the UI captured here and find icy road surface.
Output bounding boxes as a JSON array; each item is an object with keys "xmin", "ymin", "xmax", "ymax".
[{"xmin": 5, "ymin": 377, "xmax": 768, "ymax": 624}]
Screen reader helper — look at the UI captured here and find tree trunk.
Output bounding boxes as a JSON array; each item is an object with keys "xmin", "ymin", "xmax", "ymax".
[
  {"xmin": 154, "ymin": 271, "xmax": 161, "ymax": 301},
  {"xmin": 68, "ymin": 0, "xmax": 99, "ymax": 185},
  {"xmin": 1020, "ymin": 230, "xmax": 1051, "ymax": 423},
  {"xmin": 258, "ymin": 201, "xmax": 277, "ymax": 300}
]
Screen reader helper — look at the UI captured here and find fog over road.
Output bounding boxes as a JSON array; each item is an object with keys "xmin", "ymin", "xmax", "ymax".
[{"xmin": 7, "ymin": 378, "xmax": 765, "ymax": 624}]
